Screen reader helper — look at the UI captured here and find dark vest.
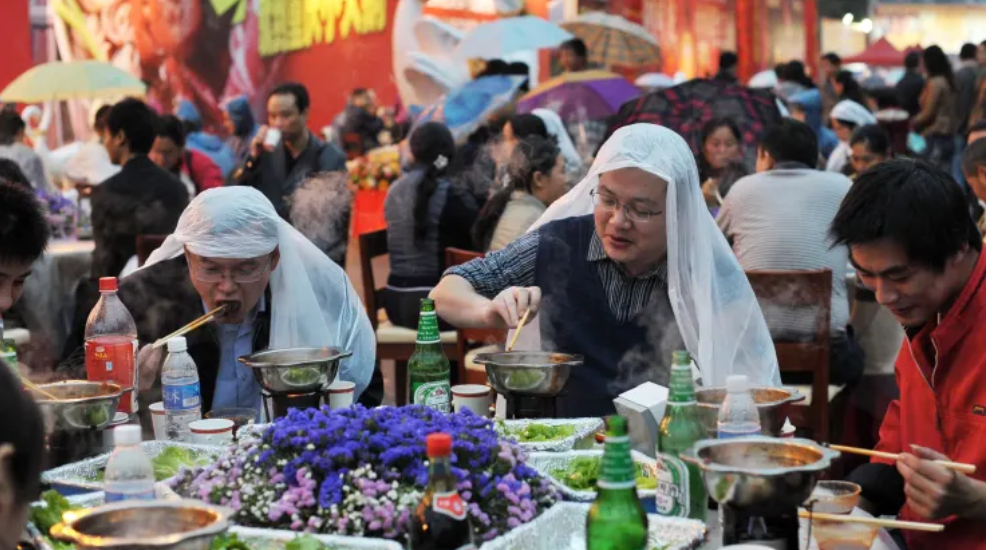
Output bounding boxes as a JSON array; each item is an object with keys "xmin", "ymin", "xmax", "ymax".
[{"xmin": 535, "ymin": 216, "xmax": 677, "ymax": 418}]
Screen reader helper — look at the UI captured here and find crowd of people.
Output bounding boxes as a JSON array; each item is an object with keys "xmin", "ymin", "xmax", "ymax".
[{"xmin": 0, "ymin": 33, "xmax": 988, "ymax": 550}]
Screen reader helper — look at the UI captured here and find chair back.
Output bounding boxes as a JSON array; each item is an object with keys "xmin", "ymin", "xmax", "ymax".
[
  {"xmin": 358, "ymin": 229, "xmax": 389, "ymax": 329},
  {"xmin": 135, "ymin": 234, "xmax": 169, "ymax": 267},
  {"xmin": 342, "ymin": 133, "xmax": 366, "ymax": 160},
  {"xmin": 745, "ymin": 269, "xmax": 833, "ymax": 442}
]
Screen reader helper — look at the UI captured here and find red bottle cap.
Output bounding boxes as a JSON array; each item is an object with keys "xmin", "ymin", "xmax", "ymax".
[
  {"xmin": 98, "ymin": 277, "xmax": 118, "ymax": 292},
  {"xmin": 426, "ymin": 433, "xmax": 452, "ymax": 458}
]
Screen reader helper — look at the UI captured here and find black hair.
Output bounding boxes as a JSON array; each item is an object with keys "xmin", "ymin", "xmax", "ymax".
[
  {"xmin": 0, "ymin": 160, "xmax": 31, "ymax": 191},
  {"xmin": 904, "ymin": 51, "xmax": 921, "ymax": 70},
  {"xmin": 922, "ymin": 45, "xmax": 955, "ymax": 90},
  {"xmin": 0, "ymin": 110, "xmax": 26, "ymax": 146},
  {"xmin": 822, "ymin": 52, "xmax": 842, "ymax": 66},
  {"xmin": 774, "ymin": 62, "xmax": 787, "ymax": 78},
  {"xmin": 155, "ymin": 114, "xmax": 187, "ymax": 147},
  {"xmin": 480, "ymin": 59, "xmax": 511, "ymax": 78},
  {"xmin": 782, "ymin": 60, "xmax": 816, "ymax": 89},
  {"xmin": 960, "ymin": 43, "xmax": 979, "ymax": 61},
  {"xmin": 560, "ymin": 38, "xmax": 588, "ymax": 61},
  {"xmin": 830, "ymin": 159, "xmax": 982, "ymax": 271},
  {"xmin": 0, "ymin": 181, "xmax": 50, "ymax": 265},
  {"xmin": 850, "ymin": 124, "xmax": 891, "ymax": 157},
  {"xmin": 506, "ymin": 62, "xmax": 531, "ymax": 93},
  {"xmin": 697, "ymin": 117, "xmax": 742, "ymax": 182},
  {"xmin": 409, "ymin": 122, "xmax": 456, "ymax": 240},
  {"xmin": 835, "ymin": 70, "xmax": 868, "ymax": 106},
  {"xmin": 758, "ymin": 118, "xmax": 818, "ymax": 168},
  {"xmin": 962, "ymin": 137, "xmax": 986, "ymax": 176},
  {"xmin": 719, "ymin": 51, "xmax": 738, "ymax": 71},
  {"xmin": 350, "ymin": 88, "xmax": 369, "ymax": 99},
  {"xmin": 93, "ymin": 104, "xmax": 112, "ymax": 133},
  {"xmin": 715, "ymin": 160, "xmax": 751, "ymax": 199},
  {"xmin": 507, "ymin": 114, "xmax": 547, "ymax": 140},
  {"xmin": 966, "ymin": 120, "xmax": 986, "ymax": 140},
  {"xmin": 868, "ymin": 87, "xmax": 901, "ymax": 110},
  {"xmin": 472, "ymin": 135, "xmax": 560, "ymax": 250},
  {"xmin": 106, "ymin": 97, "xmax": 158, "ymax": 155},
  {"xmin": 0, "ymin": 361, "xmax": 45, "ymax": 504},
  {"xmin": 269, "ymin": 82, "xmax": 310, "ymax": 112}
]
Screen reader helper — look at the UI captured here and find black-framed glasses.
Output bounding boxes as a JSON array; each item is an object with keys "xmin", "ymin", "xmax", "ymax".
[{"xmin": 590, "ymin": 190, "xmax": 663, "ymax": 223}]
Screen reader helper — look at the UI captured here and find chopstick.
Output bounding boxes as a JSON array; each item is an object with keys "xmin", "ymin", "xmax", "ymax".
[
  {"xmin": 20, "ymin": 377, "xmax": 60, "ymax": 401},
  {"xmin": 151, "ymin": 305, "xmax": 227, "ymax": 348},
  {"xmin": 506, "ymin": 309, "xmax": 532, "ymax": 352},
  {"xmin": 829, "ymin": 444, "xmax": 977, "ymax": 475},
  {"xmin": 798, "ymin": 510, "xmax": 944, "ymax": 532}
]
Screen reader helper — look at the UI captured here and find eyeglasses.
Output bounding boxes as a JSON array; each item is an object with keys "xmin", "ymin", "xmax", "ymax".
[
  {"xmin": 190, "ymin": 261, "xmax": 270, "ymax": 284},
  {"xmin": 590, "ymin": 190, "xmax": 663, "ymax": 223}
]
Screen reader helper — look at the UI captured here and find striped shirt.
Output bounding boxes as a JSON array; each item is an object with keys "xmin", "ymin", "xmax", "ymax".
[{"xmin": 444, "ymin": 224, "xmax": 668, "ymax": 323}]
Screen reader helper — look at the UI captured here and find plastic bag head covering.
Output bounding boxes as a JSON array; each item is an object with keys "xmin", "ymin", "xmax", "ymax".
[
  {"xmin": 531, "ymin": 108, "xmax": 583, "ymax": 175},
  {"xmin": 519, "ymin": 123, "xmax": 781, "ymax": 387},
  {"xmin": 142, "ymin": 187, "xmax": 376, "ymax": 399},
  {"xmin": 830, "ymin": 100, "xmax": 876, "ymax": 127}
]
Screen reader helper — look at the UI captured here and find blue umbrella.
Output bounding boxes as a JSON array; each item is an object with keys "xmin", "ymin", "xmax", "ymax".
[{"xmin": 412, "ymin": 75, "xmax": 528, "ymax": 142}]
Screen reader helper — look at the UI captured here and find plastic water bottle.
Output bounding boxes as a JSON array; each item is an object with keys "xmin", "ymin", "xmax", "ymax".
[
  {"xmin": 717, "ymin": 375, "xmax": 761, "ymax": 438},
  {"xmin": 162, "ymin": 336, "xmax": 201, "ymax": 442},
  {"xmin": 104, "ymin": 425, "xmax": 155, "ymax": 503}
]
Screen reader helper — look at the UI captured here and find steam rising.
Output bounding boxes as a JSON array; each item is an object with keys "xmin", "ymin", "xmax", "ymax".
[{"xmin": 289, "ymin": 172, "xmax": 354, "ymax": 267}]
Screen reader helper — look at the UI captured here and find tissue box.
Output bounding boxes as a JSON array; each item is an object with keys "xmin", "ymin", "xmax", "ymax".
[{"xmin": 613, "ymin": 382, "xmax": 668, "ymax": 456}]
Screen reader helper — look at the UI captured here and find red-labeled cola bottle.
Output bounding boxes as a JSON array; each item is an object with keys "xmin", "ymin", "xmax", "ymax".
[{"xmin": 410, "ymin": 433, "xmax": 476, "ymax": 550}]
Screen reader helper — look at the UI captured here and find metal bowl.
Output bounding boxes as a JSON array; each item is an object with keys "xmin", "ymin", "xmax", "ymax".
[
  {"xmin": 34, "ymin": 381, "xmax": 123, "ymax": 432},
  {"xmin": 680, "ymin": 437, "xmax": 840, "ymax": 516},
  {"xmin": 50, "ymin": 499, "xmax": 231, "ymax": 550},
  {"xmin": 239, "ymin": 347, "xmax": 351, "ymax": 394},
  {"xmin": 473, "ymin": 351, "xmax": 581, "ymax": 396},
  {"xmin": 695, "ymin": 386, "xmax": 804, "ymax": 437}
]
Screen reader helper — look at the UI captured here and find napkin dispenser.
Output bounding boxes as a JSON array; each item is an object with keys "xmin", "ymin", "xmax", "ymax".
[{"xmin": 613, "ymin": 382, "xmax": 668, "ymax": 456}]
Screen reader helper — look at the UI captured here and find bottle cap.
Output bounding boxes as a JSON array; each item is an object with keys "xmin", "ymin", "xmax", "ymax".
[
  {"xmin": 98, "ymin": 277, "xmax": 119, "ymax": 292},
  {"xmin": 113, "ymin": 424, "xmax": 141, "ymax": 446},
  {"xmin": 167, "ymin": 336, "xmax": 187, "ymax": 353},
  {"xmin": 426, "ymin": 433, "xmax": 452, "ymax": 458},
  {"xmin": 726, "ymin": 374, "xmax": 749, "ymax": 393}
]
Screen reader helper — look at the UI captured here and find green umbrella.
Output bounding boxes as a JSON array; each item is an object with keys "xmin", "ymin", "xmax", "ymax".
[{"xmin": 0, "ymin": 60, "xmax": 146, "ymax": 103}]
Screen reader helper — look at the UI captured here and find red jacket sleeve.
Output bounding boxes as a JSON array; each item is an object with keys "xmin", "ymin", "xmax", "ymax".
[{"xmin": 188, "ymin": 150, "xmax": 224, "ymax": 192}]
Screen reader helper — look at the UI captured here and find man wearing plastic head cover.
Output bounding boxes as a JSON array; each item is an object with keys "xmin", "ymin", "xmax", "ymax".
[
  {"xmin": 431, "ymin": 124, "xmax": 780, "ymax": 417},
  {"xmin": 127, "ymin": 187, "xmax": 375, "ymax": 422}
]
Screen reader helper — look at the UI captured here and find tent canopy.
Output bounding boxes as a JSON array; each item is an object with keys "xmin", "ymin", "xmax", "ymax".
[{"xmin": 842, "ymin": 38, "xmax": 914, "ymax": 67}]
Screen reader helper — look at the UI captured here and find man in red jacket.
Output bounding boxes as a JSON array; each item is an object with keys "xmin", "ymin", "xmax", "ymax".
[
  {"xmin": 150, "ymin": 114, "xmax": 223, "ymax": 195},
  {"xmin": 831, "ymin": 159, "xmax": 985, "ymax": 550}
]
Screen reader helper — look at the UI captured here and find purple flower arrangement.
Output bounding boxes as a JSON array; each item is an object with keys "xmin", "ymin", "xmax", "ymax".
[{"xmin": 169, "ymin": 405, "xmax": 560, "ymax": 543}]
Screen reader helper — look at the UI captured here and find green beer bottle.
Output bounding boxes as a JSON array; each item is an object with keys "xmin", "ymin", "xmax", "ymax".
[
  {"xmin": 586, "ymin": 415, "xmax": 648, "ymax": 550},
  {"xmin": 408, "ymin": 298, "xmax": 451, "ymax": 412},
  {"xmin": 656, "ymin": 350, "xmax": 707, "ymax": 521}
]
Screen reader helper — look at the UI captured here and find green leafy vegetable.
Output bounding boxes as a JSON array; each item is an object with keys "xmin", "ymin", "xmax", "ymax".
[
  {"xmin": 152, "ymin": 447, "xmax": 212, "ymax": 481},
  {"xmin": 505, "ymin": 370, "xmax": 545, "ymax": 390},
  {"xmin": 285, "ymin": 535, "xmax": 325, "ymax": 550},
  {"xmin": 283, "ymin": 367, "xmax": 321, "ymax": 385},
  {"xmin": 210, "ymin": 533, "xmax": 252, "ymax": 550},
  {"xmin": 29, "ymin": 490, "xmax": 79, "ymax": 550},
  {"xmin": 498, "ymin": 422, "xmax": 575, "ymax": 443},
  {"xmin": 550, "ymin": 457, "xmax": 656, "ymax": 491}
]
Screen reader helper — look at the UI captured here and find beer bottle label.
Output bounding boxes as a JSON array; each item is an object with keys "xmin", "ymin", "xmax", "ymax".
[
  {"xmin": 414, "ymin": 381, "xmax": 451, "ymax": 412},
  {"xmin": 416, "ymin": 311, "xmax": 441, "ymax": 344},
  {"xmin": 432, "ymin": 490, "xmax": 468, "ymax": 521},
  {"xmin": 656, "ymin": 451, "xmax": 690, "ymax": 517}
]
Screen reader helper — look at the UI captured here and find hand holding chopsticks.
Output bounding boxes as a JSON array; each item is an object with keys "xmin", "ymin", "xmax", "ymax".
[
  {"xmin": 506, "ymin": 309, "xmax": 532, "ymax": 352},
  {"xmin": 798, "ymin": 510, "xmax": 944, "ymax": 532},
  {"xmin": 829, "ymin": 444, "xmax": 977, "ymax": 475},
  {"xmin": 151, "ymin": 305, "xmax": 227, "ymax": 348}
]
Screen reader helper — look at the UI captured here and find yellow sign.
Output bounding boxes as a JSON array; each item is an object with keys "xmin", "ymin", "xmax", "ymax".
[{"xmin": 258, "ymin": 0, "xmax": 388, "ymax": 57}]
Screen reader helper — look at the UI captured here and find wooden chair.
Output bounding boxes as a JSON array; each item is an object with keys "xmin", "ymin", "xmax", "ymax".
[
  {"xmin": 358, "ymin": 230, "xmax": 460, "ymax": 405},
  {"xmin": 135, "ymin": 234, "xmax": 168, "ymax": 267},
  {"xmin": 444, "ymin": 248, "xmax": 507, "ymax": 385},
  {"xmin": 341, "ymin": 132, "xmax": 366, "ymax": 160},
  {"xmin": 745, "ymin": 269, "xmax": 835, "ymax": 443}
]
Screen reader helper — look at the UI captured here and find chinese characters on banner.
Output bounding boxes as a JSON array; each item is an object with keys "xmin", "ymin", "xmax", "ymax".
[{"xmin": 259, "ymin": 0, "xmax": 389, "ymax": 56}]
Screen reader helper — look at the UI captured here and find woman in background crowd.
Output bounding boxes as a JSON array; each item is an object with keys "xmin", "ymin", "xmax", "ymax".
[
  {"xmin": 834, "ymin": 71, "xmax": 870, "ymax": 109},
  {"xmin": 472, "ymin": 136, "xmax": 568, "ymax": 251},
  {"xmin": 911, "ymin": 45, "xmax": 959, "ymax": 173},
  {"xmin": 697, "ymin": 118, "xmax": 744, "ymax": 187},
  {"xmin": 223, "ymin": 96, "xmax": 258, "ymax": 173},
  {"xmin": 827, "ymin": 100, "xmax": 877, "ymax": 174},
  {"xmin": 383, "ymin": 122, "xmax": 479, "ymax": 329},
  {"xmin": 774, "ymin": 60, "xmax": 816, "ymax": 102},
  {"xmin": 849, "ymin": 125, "xmax": 892, "ymax": 177}
]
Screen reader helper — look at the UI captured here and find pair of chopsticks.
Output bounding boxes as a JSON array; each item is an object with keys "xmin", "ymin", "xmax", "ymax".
[
  {"xmin": 506, "ymin": 310, "xmax": 532, "ymax": 352},
  {"xmin": 798, "ymin": 510, "xmax": 944, "ymax": 532},
  {"xmin": 830, "ymin": 444, "xmax": 977, "ymax": 475},
  {"xmin": 20, "ymin": 377, "xmax": 60, "ymax": 401},
  {"xmin": 151, "ymin": 305, "xmax": 227, "ymax": 348}
]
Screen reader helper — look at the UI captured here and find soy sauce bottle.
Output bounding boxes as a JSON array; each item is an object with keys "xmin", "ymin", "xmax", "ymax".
[{"xmin": 410, "ymin": 433, "xmax": 475, "ymax": 550}]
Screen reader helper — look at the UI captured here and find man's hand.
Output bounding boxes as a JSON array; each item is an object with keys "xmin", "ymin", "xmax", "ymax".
[
  {"xmin": 483, "ymin": 286, "xmax": 542, "ymax": 329},
  {"xmin": 136, "ymin": 344, "xmax": 165, "ymax": 391},
  {"xmin": 897, "ymin": 444, "xmax": 986, "ymax": 520},
  {"xmin": 249, "ymin": 125, "xmax": 271, "ymax": 158}
]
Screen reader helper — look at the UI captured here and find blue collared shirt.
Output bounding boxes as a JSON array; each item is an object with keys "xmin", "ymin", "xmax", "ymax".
[{"xmin": 208, "ymin": 297, "xmax": 264, "ymax": 412}]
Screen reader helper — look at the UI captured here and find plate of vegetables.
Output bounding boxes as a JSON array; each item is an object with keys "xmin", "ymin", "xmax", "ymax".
[
  {"xmin": 496, "ymin": 418, "xmax": 603, "ymax": 452},
  {"xmin": 527, "ymin": 450, "xmax": 658, "ymax": 501}
]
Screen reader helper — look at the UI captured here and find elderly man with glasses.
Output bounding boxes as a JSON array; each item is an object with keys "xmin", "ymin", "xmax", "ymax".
[
  {"xmin": 103, "ymin": 187, "xmax": 376, "ymax": 429},
  {"xmin": 431, "ymin": 124, "xmax": 779, "ymax": 418}
]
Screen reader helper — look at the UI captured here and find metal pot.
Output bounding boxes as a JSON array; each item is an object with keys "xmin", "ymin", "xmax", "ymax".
[
  {"xmin": 50, "ymin": 499, "xmax": 231, "ymax": 550},
  {"xmin": 239, "ymin": 347, "xmax": 351, "ymax": 394},
  {"xmin": 34, "ymin": 381, "xmax": 123, "ymax": 432},
  {"xmin": 695, "ymin": 386, "xmax": 803, "ymax": 437},
  {"xmin": 680, "ymin": 437, "xmax": 840, "ymax": 516},
  {"xmin": 473, "ymin": 351, "xmax": 581, "ymax": 396}
]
